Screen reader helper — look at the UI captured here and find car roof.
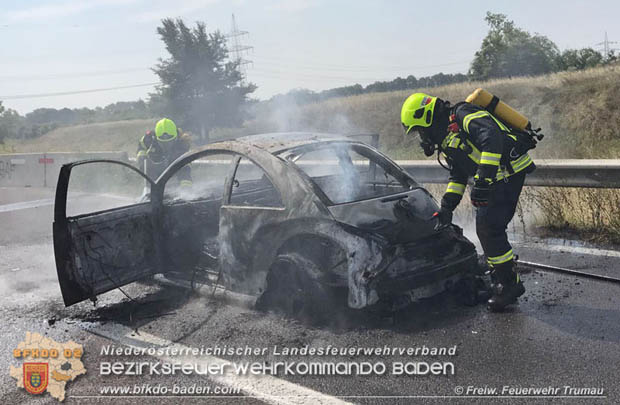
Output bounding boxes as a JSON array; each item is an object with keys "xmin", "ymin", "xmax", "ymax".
[{"xmin": 232, "ymin": 132, "xmax": 355, "ymax": 154}]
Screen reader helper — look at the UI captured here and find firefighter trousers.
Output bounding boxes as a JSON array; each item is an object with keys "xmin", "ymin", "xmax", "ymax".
[{"xmin": 476, "ymin": 171, "xmax": 526, "ymax": 266}]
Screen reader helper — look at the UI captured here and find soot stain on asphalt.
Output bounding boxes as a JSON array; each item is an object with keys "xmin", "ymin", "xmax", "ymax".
[
  {"xmin": 54, "ymin": 282, "xmax": 488, "ymax": 342},
  {"xmin": 48, "ymin": 263, "xmax": 591, "ymax": 348},
  {"xmin": 49, "ymin": 285, "xmax": 195, "ymax": 331}
]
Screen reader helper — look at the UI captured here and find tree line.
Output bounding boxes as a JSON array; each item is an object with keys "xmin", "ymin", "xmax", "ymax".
[
  {"xmin": 1, "ymin": 12, "xmax": 617, "ymax": 145},
  {"xmin": 268, "ymin": 72, "xmax": 470, "ymax": 106},
  {"xmin": 0, "ymin": 100, "xmax": 153, "ymax": 143},
  {"xmin": 469, "ymin": 13, "xmax": 616, "ymax": 80},
  {"xmin": 272, "ymin": 13, "xmax": 617, "ymax": 106}
]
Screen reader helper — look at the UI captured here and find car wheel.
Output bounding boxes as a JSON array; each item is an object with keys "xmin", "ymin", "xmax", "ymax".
[{"xmin": 256, "ymin": 253, "xmax": 339, "ymax": 323}]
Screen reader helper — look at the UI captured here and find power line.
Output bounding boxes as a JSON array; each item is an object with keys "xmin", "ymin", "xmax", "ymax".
[
  {"xmin": 251, "ymin": 51, "xmax": 473, "ymax": 69},
  {"xmin": 0, "ymin": 57, "xmax": 470, "ymax": 83},
  {"xmin": 0, "ymin": 60, "xmax": 470, "ymax": 101},
  {"xmin": 0, "ymin": 67, "xmax": 151, "ymax": 81},
  {"xmin": 0, "ymin": 82, "xmax": 158, "ymax": 100},
  {"xmin": 252, "ymin": 58, "xmax": 471, "ymax": 73}
]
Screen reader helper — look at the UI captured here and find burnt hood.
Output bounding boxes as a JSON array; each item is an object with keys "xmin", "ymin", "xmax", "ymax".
[{"xmin": 327, "ymin": 189, "xmax": 440, "ymax": 244}]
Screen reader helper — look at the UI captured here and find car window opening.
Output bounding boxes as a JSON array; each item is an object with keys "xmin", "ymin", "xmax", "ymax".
[{"xmin": 279, "ymin": 143, "xmax": 415, "ymax": 205}]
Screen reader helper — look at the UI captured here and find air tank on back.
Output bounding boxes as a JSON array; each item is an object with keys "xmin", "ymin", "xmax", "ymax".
[{"xmin": 465, "ymin": 88, "xmax": 531, "ymax": 131}]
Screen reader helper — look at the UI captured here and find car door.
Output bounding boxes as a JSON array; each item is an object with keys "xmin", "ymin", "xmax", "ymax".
[
  {"xmin": 53, "ymin": 160, "xmax": 158, "ymax": 306},
  {"xmin": 155, "ymin": 151, "xmax": 238, "ymax": 279},
  {"xmin": 218, "ymin": 154, "xmax": 288, "ymax": 292}
]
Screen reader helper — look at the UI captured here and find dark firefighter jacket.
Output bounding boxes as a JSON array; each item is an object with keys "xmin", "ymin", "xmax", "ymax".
[
  {"xmin": 440, "ymin": 102, "xmax": 535, "ymax": 205},
  {"xmin": 136, "ymin": 132, "xmax": 192, "ymax": 184}
]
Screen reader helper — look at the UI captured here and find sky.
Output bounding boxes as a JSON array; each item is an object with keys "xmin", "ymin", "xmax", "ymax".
[{"xmin": 1, "ymin": 0, "xmax": 619, "ymax": 114}]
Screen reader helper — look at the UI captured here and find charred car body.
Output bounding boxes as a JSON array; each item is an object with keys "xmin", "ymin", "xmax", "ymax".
[{"xmin": 53, "ymin": 133, "xmax": 478, "ymax": 314}]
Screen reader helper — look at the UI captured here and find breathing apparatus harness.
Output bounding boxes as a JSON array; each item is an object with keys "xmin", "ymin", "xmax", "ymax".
[
  {"xmin": 434, "ymin": 101, "xmax": 541, "ymax": 175},
  {"xmin": 434, "ymin": 103, "xmax": 472, "ymax": 172}
]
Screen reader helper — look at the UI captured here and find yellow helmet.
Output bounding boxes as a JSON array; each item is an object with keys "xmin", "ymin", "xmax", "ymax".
[
  {"xmin": 401, "ymin": 93, "xmax": 437, "ymax": 135},
  {"xmin": 155, "ymin": 118, "xmax": 178, "ymax": 141}
]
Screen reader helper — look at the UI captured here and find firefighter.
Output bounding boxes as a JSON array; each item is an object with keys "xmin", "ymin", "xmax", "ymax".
[
  {"xmin": 400, "ymin": 93, "xmax": 536, "ymax": 311},
  {"xmin": 136, "ymin": 118, "xmax": 192, "ymax": 187}
]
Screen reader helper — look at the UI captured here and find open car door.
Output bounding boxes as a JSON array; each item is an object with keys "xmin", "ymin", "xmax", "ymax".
[{"xmin": 53, "ymin": 160, "xmax": 158, "ymax": 306}]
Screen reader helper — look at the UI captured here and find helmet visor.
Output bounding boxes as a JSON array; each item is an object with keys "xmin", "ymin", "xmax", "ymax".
[{"xmin": 403, "ymin": 122, "xmax": 427, "ymax": 136}]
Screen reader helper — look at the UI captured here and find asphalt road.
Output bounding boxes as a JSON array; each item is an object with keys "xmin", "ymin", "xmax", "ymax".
[{"xmin": 1, "ymin": 186, "xmax": 619, "ymax": 404}]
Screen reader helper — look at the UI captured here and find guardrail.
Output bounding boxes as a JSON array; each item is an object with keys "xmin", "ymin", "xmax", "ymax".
[
  {"xmin": 397, "ymin": 159, "xmax": 620, "ymax": 188},
  {"xmin": 125, "ymin": 156, "xmax": 620, "ymax": 189},
  {"xmin": 3, "ymin": 149, "xmax": 619, "ymax": 189},
  {"xmin": 0, "ymin": 152, "xmax": 129, "ymax": 188}
]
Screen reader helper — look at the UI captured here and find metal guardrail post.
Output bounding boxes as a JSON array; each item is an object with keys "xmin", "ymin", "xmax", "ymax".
[{"xmin": 43, "ymin": 153, "xmax": 47, "ymax": 187}]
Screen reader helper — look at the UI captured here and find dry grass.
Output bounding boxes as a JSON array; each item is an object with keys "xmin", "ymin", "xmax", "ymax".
[
  {"xmin": 12, "ymin": 64, "xmax": 620, "ymax": 159},
  {"xmin": 8, "ymin": 118, "xmax": 155, "ymax": 155},
  {"xmin": 0, "ymin": 143, "xmax": 15, "ymax": 153},
  {"xmin": 522, "ymin": 187, "xmax": 620, "ymax": 245},
  {"xmin": 424, "ymin": 183, "xmax": 620, "ymax": 245},
  {"xmin": 224, "ymin": 63, "xmax": 620, "ymax": 160}
]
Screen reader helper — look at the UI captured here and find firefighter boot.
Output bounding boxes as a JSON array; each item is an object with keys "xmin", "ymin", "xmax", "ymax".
[{"xmin": 487, "ymin": 260, "xmax": 525, "ymax": 312}]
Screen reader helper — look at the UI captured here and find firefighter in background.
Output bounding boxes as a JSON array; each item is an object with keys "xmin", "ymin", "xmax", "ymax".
[
  {"xmin": 136, "ymin": 118, "xmax": 192, "ymax": 188},
  {"xmin": 401, "ymin": 93, "xmax": 536, "ymax": 311}
]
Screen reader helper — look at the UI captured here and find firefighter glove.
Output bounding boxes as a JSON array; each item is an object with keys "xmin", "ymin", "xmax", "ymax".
[
  {"xmin": 441, "ymin": 192, "xmax": 462, "ymax": 212},
  {"xmin": 432, "ymin": 208, "xmax": 452, "ymax": 231},
  {"xmin": 471, "ymin": 180, "xmax": 491, "ymax": 207}
]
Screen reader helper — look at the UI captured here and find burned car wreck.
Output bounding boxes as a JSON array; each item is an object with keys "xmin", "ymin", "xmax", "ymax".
[{"xmin": 53, "ymin": 133, "xmax": 479, "ymax": 315}]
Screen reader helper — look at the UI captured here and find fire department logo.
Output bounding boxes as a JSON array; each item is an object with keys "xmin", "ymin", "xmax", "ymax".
[
  {"xmin": 23, "ymin": 363, "xmax": 49, "ymax": 395},
  {"xmin": 10, "ymin": 332, "xmax": 86, "ymax": 401}
]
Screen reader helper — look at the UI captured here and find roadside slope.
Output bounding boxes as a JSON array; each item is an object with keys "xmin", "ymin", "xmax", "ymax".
[
  {"xmin": 8, "ymin": 118, "xmax": 155, "ymax": 155},
  {"xmin": 225, "ymin": 64, "xmax": 620, "ymax": 160},
  {"xmin": 9, "ymin": 64, "xmax": 620, "ymax": 160}
]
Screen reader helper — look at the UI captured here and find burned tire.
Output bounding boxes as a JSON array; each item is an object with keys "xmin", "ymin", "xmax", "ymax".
[{"xmin": 256, "ymin": 253, "xmax": 339, "ymax": 323}]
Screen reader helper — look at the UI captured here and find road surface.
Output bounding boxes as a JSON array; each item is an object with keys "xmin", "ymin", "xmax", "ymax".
[{"xmin": 1, "ymin": 186, "xmax": 619, "ymax": 404}]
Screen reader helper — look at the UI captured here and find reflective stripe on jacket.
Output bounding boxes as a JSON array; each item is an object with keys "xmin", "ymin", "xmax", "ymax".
[{"xmin": 441, "ymin": 102, "xmax": 535, "ymax": 196}]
